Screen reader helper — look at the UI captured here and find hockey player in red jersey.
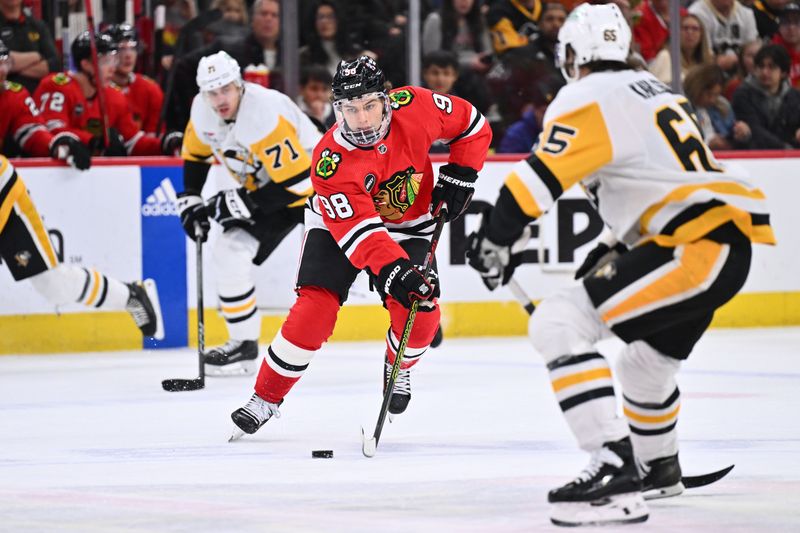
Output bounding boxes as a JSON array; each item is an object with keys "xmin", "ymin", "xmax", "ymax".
[
  {"xmin": 230, "ymin": 56, "xmax": 492, "ymax": 439},
  {"xmin": 33, "ymin": 32, "xmax": 180, "ymax": 157},
  {"xmin": 0, "ymin": 38, "xmax": 90, "ymax": 169},
  {"xmin": 103, "ymin": 24, "xmax": 165, "ymax": 135}
]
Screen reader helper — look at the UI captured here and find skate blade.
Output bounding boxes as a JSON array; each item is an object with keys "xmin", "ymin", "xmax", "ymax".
[
  {"xmin": 229, "ymin": 426, "xmax": 246, "ymax": 442},
  {"xmin": 204, "ymin": 359, "xmax": 257, "ymax": 377},
  {"xmin": 361, "ymin": 427, "xmax": 377, "ymax": 458},
  {"xmin": 550, "ymin": 492, "xmax": 649, "ymax": 527},
  {"xmin": 643, "ymin": 481, "xmax": 685, "ymax": 500},
  {"xmin": 143, "ymin": 278, "xmax": 165, "ymax": 340}
]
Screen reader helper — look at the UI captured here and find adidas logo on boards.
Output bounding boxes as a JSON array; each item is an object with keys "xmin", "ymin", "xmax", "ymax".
[{"xmin": 142, "ymin": 178, "xmax": 178, "ymax": 216}]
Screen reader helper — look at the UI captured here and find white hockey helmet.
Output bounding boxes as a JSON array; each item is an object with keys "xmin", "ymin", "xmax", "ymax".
[
  {"xmin": 196, "ymin": 51, "xmax": 242, "ymax": 92},
  {"xmin": 556, "ymin": 3, "xmax": 631, "ymax": 83}
]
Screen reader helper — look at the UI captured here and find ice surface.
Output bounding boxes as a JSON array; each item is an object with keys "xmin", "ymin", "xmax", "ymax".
[{"xmin": 1, "ymin": 328, "xmax": 799, "ymax": 532}]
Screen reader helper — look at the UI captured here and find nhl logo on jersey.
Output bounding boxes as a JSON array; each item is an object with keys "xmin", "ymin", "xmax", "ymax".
[
  {"xmin": 389, "ymin": 89, "xmax": 414, "ymax": 109},
  {"xmin": 315, "ymin": 148, "xmax": 342, "ymax": 179},
  {"xmin": 14, "ymin": 250, "xmax": 31, "ymax": 268},
  {"xmin": 377, "ymin": 144, "xmax": 387, "ymax": 154}
]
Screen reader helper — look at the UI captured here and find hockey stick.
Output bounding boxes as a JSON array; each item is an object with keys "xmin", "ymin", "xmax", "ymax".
[
  {"xmin": 83, "ymin": 0, "xmax": 110, "ymax": 147},
  {"xmin": 362, "ymin": 214, "xmax": 446, "ymax": 457},
  {"xmin": 162, "ymin": 223, "xmax": 206, "ymax": 392},
  {"xmin": 507, "ymin": 279, "xmax": 735, "ymax": 494}
]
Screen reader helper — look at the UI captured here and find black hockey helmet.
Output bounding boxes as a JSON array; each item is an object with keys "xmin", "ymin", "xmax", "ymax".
[
  {"xmin": 71, "ymin": 31, "xmax": 118, "ymax": 66},
  {"xmin": 332, "ymin": 56, "xmax": 386, "ymax": 101},
  {"xmin": 103, "ymin": 23, "xmax": 138, "ymax": 46}
]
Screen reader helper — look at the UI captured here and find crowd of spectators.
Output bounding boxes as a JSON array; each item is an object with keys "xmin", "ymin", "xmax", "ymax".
[{"xmin": 3, "ymin": 0, "xmax": 800, "ymax": 161}]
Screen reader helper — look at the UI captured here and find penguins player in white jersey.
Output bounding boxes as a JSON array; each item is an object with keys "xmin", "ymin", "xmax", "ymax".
[
  {"xmin": 467, "ymin": 3, "xmax": 775, "ymax": 527},
  {"xmin": 176, "ymin": 52, "xmax": 321, "ymax": 376}
]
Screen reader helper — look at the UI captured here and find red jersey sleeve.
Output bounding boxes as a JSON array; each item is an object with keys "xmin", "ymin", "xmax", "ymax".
[
  {"xmin": 107, "ymin": 88, "xmax": 161, "ymax": 156},
  {"xmin": 34, "ymin": 74, "xmax": 94, "ymax": 145},
  {"xmin": 406, "ymin": 86, "xmax": 492, "ymax": 171},
  {"xmin": 142, "ymin": 77, "xmax": 164, "ymax": 134},
  {"xmin": 311, "ymin": 143, "xmax": 409, "ymax": 275},
  {"xmin": 5, "ymin": 84, "xmax": 52, "ymax": 157}
]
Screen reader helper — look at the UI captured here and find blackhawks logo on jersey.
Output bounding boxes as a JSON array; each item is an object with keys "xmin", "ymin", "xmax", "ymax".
[
  {"xmin": 2, "ymin": 80, "xmax": 22, "ymax": 92},
  {"xmin": 315, "ymin": 148, "xmax": 341, "ymax": 180},
  {"xmin": 389, "ymin": 89, "xmax": 414, "ymax": 110},
  {"xmin": 53, "ymin": 73, "xmax": 72, "ymax": 85},
  {"xmin": 373, "ymin": 166, "xmax": 422, "ymax": 220}
]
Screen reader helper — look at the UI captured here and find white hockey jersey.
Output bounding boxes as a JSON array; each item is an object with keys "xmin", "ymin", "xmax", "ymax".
[
  {"xmin": 501, "ymin": 68, "xmax": 775, "ymax": 248},
  {"xmin": 182, "ymin": 82, "xmax": 322, "ymax": 209}
]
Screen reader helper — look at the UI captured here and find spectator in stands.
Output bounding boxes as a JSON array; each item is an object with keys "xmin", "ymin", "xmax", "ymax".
[
  {"xmin": 634, "ymin": 0, "xmax": 686, "ymax": 62},
  {"xmin": 526, "ymin": 2, "xmax": 566, "ymax": 69},
  {"xmin": 752, "ymin": 0, "xmax": 788, "ymax": 40},
  {"xmin": 34, "ymin": 32, "xmax": 181, "ymax": 158},
  {"xmin": 422, "ymin": 49, "xmax": 491, "ymax": 114},
  {"xmin": 772, "ymin": 2, "xmax": 800, "ymax": 87},
  {"xmin": 649, "ymin": 14, "xmax": 713, "ymax": 84},
  {"xmin": 732, "ymin": 44, "xmax": 800, "ymax": 148},
  {"xmin": 169, "ymin": 0, "xmax": 282, "ymax": 132},
  {"xmin": 297, "ymin": 64, "xmax": 334, "ymax": 131},
  {"xmin": 205, "ymin": 0, "xmax": 249, "ymax": 42},
  {"xmin": 689, "ymin": 0, "xmax": 758, "ymax": 73},
  {"xmin": 103, "ymin": 24, "xmax": 164, "ymax": 134},
  {"xmin": 486, "ymin": 0, "xmax": 542, "ymax": 56},
  {"xmin": 725, "ymin": 40, "xmax": 762, "ymax": 98},
  {"xmin": 0, "ymin": 0, "xmax": 59, "ymax": 93},
  {"xmin": 497, "ymin": 73, "xmax": 561, "ymax": 153},
  {"xmin": 684, "ymin": 64, "xmax": 751, "ymax": 149},
  {"xmin": 422, "ymin": 0, "xmax": 493, "ymax": 76},
  {"xmin": 299, "ymin": 0, "xmax": 364, "ymax": 75},
  {"xmin": 160, "ymin": 0, "xmax": 202, "ymax": 71}
]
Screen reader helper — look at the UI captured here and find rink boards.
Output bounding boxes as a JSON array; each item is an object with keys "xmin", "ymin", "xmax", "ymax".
[{"xmin": 1, "ymin": 153, "xmax": 798, "ymax": 353}]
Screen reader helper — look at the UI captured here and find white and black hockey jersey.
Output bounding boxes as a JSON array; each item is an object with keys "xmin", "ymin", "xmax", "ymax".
[
  {"xmin": 182, "ymin": 81, "xmax": 322, "ymax": 210},
  {"xmin": 496, "ymin": 68, "xmax": 775, "ymax": 249}
]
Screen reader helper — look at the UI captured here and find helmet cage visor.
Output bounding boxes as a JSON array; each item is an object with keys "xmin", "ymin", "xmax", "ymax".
[{"xmin": 333, "ymin": 91, "xmax": 391, "ymax": 147}]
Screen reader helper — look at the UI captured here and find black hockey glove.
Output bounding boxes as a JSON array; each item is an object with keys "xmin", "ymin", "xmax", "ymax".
[
  {"xmin": 466, "ymin": 207, "xmax": 531, "ymax": 291},
  {"xmin": 377, "ymin": 258, "xmax": 437, "ymax": 309},
  {"xmin": 161, "ymin": 131, "xmax": 184, "ymax": 156},
  {"xmin": 90, "ymin": 128, "xmax": 127, "ymax": 156},
  {"xmin": 49, "ymin": 133, "xmax": 91, "ymax": 170},
  {"xmin": 430, "ymin": 163, "xmax": 478, "ymax": 221},
  {"xmin": 574, "ymin": 241, "xmax": 628, "ymax": 280},
  {"xmin": 206, "ymin": 188, "xmax": 257, "ymax": 230},
  {"xmin": 176, "ymin": 192, "xmax": 210, "ymax": 242}
]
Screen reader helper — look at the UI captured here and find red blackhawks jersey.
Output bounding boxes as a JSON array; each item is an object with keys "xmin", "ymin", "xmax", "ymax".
[
  {"xmin": 111, "ymin": 73, "xmax": 164, "ymax": 134},
  {"xmin": 310, "ymin": 86, "xmax": 492, "ymax": 275},
  {"xmin": 33, "ymin": 72, "xmax": 161, "ymax": 155},
  {"xmin": 0, "ymin": 80, "xmax": 52, "ymax": 157}
]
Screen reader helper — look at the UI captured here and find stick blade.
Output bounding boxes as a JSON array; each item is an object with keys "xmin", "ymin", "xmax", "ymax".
[
  {"xmin": 361, "ymin": 427, "xmax": 377, "ymax": 458},
  {"xmin": 161, "ymin": 378, "xmax": 204, "ymax": 392},
  {"xmin": 682, "ymin": 464, "xmax": 734, "ymax": 489}
]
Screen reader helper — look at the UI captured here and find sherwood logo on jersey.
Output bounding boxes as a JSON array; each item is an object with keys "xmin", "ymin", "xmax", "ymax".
[{"xmin": 142, "ymin": 178, "xmax": 179, "ymax": 216}]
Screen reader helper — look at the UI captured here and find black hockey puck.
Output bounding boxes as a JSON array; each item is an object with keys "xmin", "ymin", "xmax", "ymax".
[{"xmin": 312, "ymin": 450, "xmax": 334, "ymax": 458}]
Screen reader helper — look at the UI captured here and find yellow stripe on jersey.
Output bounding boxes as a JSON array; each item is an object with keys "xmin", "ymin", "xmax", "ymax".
[
  {"xmin": 181, "ymin": 120, "xmax": 214, "ymax": 162},
  {"xmin": 220, "ymin": 297, "xmax": 256, "ymax": 314},
  {"xmin": 85, "ymin": 269, "xmax": 102, "ymax": 306},
  {"xmin": 624, "ymin": 405, "xmax": 680, "ymax": 424},
  {"xmin": 551, "ymin": 367, "xmax": 612, "ymax": 393},
  {"xmin": 0, "ymin": 155, "xmax": 13, "ymax": 191},
  {"xmin": 504, "ymin": 171, "xmax": 544, "ymax": 219},
  {"xmin": 601, "ymin": 240, "xmax": 725, "ymax": 325},
  {"xmin": 15, "ymin": 185, "xmax": 58, "ymax": 268},
  {"xmin": 250, "ymin": 116, "xmax": 312, "ymax": 183},
  {"xmin": 647, "ymin": 205, "xmax": 776, "ymax": 248},
  {"xmin": 489, "ymin": 18, "xmax": 529, "ymax": 54},
  {"xmin": 535, "ymin": 102, "xmax": 613, "ymax": 192}
]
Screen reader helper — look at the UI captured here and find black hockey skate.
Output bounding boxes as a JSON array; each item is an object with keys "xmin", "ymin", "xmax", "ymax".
[
  {"xmin": 640, "ymin": 454, "xmax": 685, "ymax": 500},
  {"xmin": 125, "ymin": 280, "xmax": 163, "ymax": 339},
  {"xmin": 431, "ymin": 324, "xmax": 443, "ymax": 348},
  {"xmin": 204, "ymin": 339, "xmax": 259, "ymax": 376},
  {"xmin": 229, "ymin": 394, "xmax": 282, "ymax": 441},
  {"xmin": 549, "ymin": 437, "xmax": 649, "ymax": 527},
  {"xmin": 384, "ymin": 353, "xmax": 412, "ymax": 415}
]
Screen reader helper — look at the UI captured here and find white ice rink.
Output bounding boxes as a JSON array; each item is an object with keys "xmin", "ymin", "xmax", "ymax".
[{"xmin": 2, "ymin": 328, "xmax": 799, "ymax": 532}]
